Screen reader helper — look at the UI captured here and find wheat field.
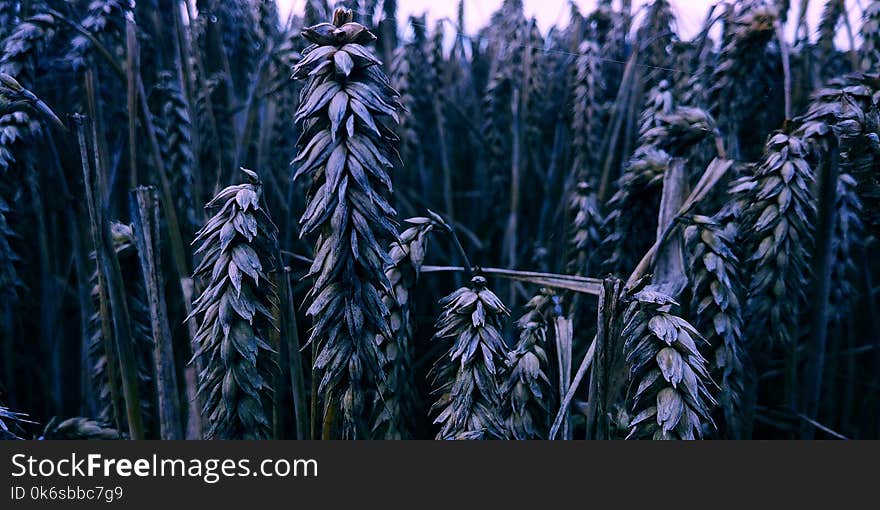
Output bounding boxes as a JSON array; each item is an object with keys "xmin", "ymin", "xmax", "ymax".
[{"xmin": 0, "ymin": 0, "xmax": 878, "ymax": 440}]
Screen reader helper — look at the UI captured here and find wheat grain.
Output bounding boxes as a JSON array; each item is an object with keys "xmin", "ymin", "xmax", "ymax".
[
  {"xmin": 684, "ymin": 215, "xmax": 747, "ymax": 438},
  {"xmin": 430, "ymin": 276, "xmax": 511, "ymax": 440},
  {"xmin": 292, "ymin": 8, "xmax": 401, "ymax": 438},
  {"xmin": 708, "ymin": 3, "xmax": 778, "ymax": 159},
  {"xmin": 570, "ymin": 41, "xmax": 603, "ymax": 181},
  {"xmin": 503, "ymin": 289, "xmax": 556, "ymax": 439},
  {"xmin": 153, "ymin": 71, "xmax": 199, "ymax": 231},
  {"xmin": 623, "ymin": 289, "xmax": 717, "ymax": 439},
  {"xmin": 372, "ymin": 215, "xmax": 445, "ymax": 438},
  {"xmin": 190, "ymin": 169, "xmax": 279, "ymax": 439},
  {"xmin": 739, "ymin": 132, "xmax": 815, "ymax": 348}
]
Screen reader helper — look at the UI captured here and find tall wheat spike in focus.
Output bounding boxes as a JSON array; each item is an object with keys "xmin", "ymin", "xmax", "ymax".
[
  {"xmin": 623, "ymin": 290, "xmax": 717, "ymax": 440},
  {"xmin": 291, "ymin": 8, "xmax": 402, "ymax": 438},
  {"xmin": 190, "ymin": 168, "xmax": 279, "ymax": 440},
  {"xmin": 431, "ymin": 276, "xmax": 512, "ymax": 440}
]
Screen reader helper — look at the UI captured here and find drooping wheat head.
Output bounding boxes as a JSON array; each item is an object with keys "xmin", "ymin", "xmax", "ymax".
[
  {"xmin": 599, "ymin": 81, "xmax": 675, "ymax": 276},
  {"xmin": 795, "ymin": 74, "xmax": 880, "ymax": 238}
]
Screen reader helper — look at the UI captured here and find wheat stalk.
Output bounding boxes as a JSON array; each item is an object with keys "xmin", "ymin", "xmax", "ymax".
[
  {"xmin": 190, "ymin": 168, "xmax": 279, "ymax": 439},
  {"xmin": 87, "ymin": 221, "xmax": 157, "ymax": 436},
  {"xmin": 623, "ymin": 289, "xmax": 717, "ymax": 440},
  {"xmin": 291, "ymin": 8, "xmax": 401, "ymax": 438},
  {"xmin": 430, "ymin": 276, "xmax": 511, "ymax": 440}
]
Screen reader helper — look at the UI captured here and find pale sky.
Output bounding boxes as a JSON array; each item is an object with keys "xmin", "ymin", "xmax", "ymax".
[{"xmin": 278, "ymin": 0, "xmax": 863, "ymax": 45}]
